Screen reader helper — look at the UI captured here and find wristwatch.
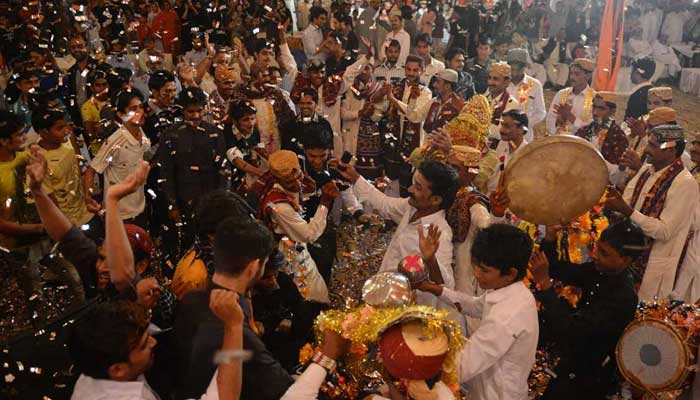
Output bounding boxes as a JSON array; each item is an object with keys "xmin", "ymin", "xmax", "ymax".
[{"xmin": 312, "ymin": 351, "xmax": 337, "ymax": 373}]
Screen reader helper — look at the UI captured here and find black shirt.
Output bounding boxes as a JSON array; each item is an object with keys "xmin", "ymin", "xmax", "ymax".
[
  {"xmin": 465, "ymin": 58, "xmax": 491, "ymax": 94},
  {"xmin": 174, "ymin": 283, "xmax": 294, "ymax": 400},
  {"xmin": 624, "ymin": 83, "xmax": 652, "ymax": 120}
]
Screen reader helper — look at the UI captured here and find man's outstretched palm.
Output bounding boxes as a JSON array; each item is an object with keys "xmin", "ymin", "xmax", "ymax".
[{"xmin": 107, "ymin": 161, "xmax": 150, "ymax": 201}]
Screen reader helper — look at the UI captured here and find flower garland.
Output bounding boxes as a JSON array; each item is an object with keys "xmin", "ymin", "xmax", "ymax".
[
  {"xmin": 556, "ymin": 192, "xmax": 609, "ymax": 265},
  {"xmin": 516, "ymin": 80, "xmax": 533, "ymax": 109},
  {"xmin": 280, "ymin": 238, "xmax": 311, "ymax": 299}
]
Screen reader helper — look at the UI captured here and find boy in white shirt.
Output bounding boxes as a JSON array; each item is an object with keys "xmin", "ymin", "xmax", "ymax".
[{"xmin": 418, "ymin": 223, "xmax": 539, "ymax": 400}]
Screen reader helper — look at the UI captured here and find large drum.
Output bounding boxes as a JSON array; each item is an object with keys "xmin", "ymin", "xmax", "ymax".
[
  {"xmin": 503, "ymin": 135, "xmax": 609, "ymax": 226},
  {"xmin": 616, "ymin": 318, "xmax": 696, "ymax": 393}
]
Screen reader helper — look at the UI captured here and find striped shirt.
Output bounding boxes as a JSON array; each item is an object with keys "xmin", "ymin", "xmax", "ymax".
[
  {"xmin": 90, "ymin": 127, "xmax": 151, "ymax": 219},
  {"xmin": 373, "ymin": 62, "xmax": 405, "ymax": 83}
]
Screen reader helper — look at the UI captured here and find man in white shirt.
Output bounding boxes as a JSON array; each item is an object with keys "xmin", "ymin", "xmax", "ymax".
[
  {"xmin": 415, "ymin": 32, "xmax": 445, "ymax": 86},
  {"xmin": 606, "ymin": 124, "xmax": 700, "ymax": 301},
  {"xmin": 661, "ymin": 6, "xmax": 691, "ymax": 44},
  {"xmin": 486, "ymin": 62, "xmax": 520, "ymax": 140},
  {"xmin": 378, "ymin": 13, "xmax": 411, "ymax": 65},
  {"xmin": 506, "ymin": 48, "xmax": 546, "ymax": 143},
  {"xmin": 546, "ymin": 58, "xmax": 596, "ymax": 135},
  {"xmin": 651, "ymin": 34, "xmax": 682, "ymax": 78},
  {"xmin": 83, "ymin": 90, "xmax": 151, "ymax": 226},
  {"xmin": 335, "ymin": 158, "xmax": 459, "ymax": 309},
  {"xmin": 418, "ymin": 223, "xmax": 539, "ymax": 400},
  {"xmin": 302, "ymin": 6, "xmax": 328, "ymax": 63}
]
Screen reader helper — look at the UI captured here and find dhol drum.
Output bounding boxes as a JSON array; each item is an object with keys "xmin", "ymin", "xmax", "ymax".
[
  {"xmin": 503, "ymin": 135, "xmax": 609, "ymax": 226},
  {"xmin": 616, "ymin": 301, "xmax": 700, "ymax": 395}
]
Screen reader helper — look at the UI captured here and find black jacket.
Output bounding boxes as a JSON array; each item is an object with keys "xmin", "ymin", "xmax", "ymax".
[
  {"xmin": 624, "ymin": 83, "xmax": 652, "ymax": 120},
  {"xmin": 157, "ymin": 122, "xmax": 229, "ymax": 209},
  {"xmin": 536, "ymin": 240, "xmax": 637, "ymax": 400},
  {"xmin": 174, "ymin": 284, "xmax": 295, "ymax": 400}
]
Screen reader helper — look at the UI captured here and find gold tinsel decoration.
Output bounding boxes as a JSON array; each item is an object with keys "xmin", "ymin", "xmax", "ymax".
[{"xmin": 311, "ymin": 305, "xmax": 467, "ymax": 391}]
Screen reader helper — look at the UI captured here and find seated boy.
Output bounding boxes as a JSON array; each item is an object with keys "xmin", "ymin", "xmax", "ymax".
[
  {"xmin": 418, "ymin": 223, "xmax": 539, "ymax": 400},
  {"xmin": 527, "ymin": 220, "xmax": 644, "ymax": 400}
]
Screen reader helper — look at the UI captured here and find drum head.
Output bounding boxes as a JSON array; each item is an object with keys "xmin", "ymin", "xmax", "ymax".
[
  {"xmin": 616, "ymin": 319, "xmax": 693, "ymax": 391},
  {"xmin": 503, "ymin": 135, "xmax": 608, "ymax": 225}
]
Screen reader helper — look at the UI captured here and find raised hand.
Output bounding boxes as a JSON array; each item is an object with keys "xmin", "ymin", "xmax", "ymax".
[
  {"xmin": 619, "ymin": 148, "xmax": 642, "ymax": 171},
  {"xmin": 528, "ymin": 249, "xmax": 551, "ymax": 290},
  {"xmin": 604, "ymin": 186, "xmax": 634, "ymax": 216},
  {"xmin": 626, "ymin": 117, "xmax": 646, "ymax": 137},
  {"xmin": 107, "ymin": 160, "xmax": 150, "ymax": 201},
  {"xmin": 210, "ymin": 289, "xmax": 244, "ymax": 327},
  {"xmin": 136, "ymin": 277, "xmax": 161, "ymax": 310},
  {"xmin": 418, "ymin": 223, "xmax": 442, "ymax": 262},
  {"xmin": 26, "ymin": 145, "xmax": 48, "ymax": 192}
]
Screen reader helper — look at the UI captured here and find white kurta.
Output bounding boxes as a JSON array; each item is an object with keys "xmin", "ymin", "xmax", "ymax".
[
  {"xmin": 352, "ymin": 177, "xmax": 455, "ymax": 308},
  {"xmin": 507, "ymin": 75, "xmax": 546, "ymax": 143},
  {"xmin": 340, "ymin": 89, "xmax": 365, "ymax": 155},
  {"xmin": 546, "ymin": 86, "xmax": 595, "ymax": 136},
  {"xmin": 441, "ymin": 282, "xmax": 538, "ymax": 400},
  {"xmin": 269, "ymin": 188, "xmax": 330, "ymax": 304},
  {"xmin": 641, "ymin": 9, "xmax": 663, "ymax": 42},
  {"xmin": 623, "ymin": 163, "xmax": 700, "ymax": 301},
  {"xmin": 661, "ymin": 11, "xmax": 691, "ymax": 45},
  {"xmin": 651, "ymin": 40, "xmax": 682, "ymax": 77},
  {"xmin": 673, "ymin": 206, "xmax": 700, "ymax": 303}
]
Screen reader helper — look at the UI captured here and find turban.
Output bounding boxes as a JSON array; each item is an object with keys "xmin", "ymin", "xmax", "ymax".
[
  {"xmin": 647, "ymin": 107, "xmax": 677, "ymax": 126},
  {"xmin": 269, "ymin": 150, "xmax": 301, "ymax": 180},
  {"xmin": 572, "ymin": 58, "xmax": 595, "ymax": 72},
  {"xmin": 489, "ymin": 62, "xmax": 511, "ymax": 78},
  {"xmin": 648, "ymin": 86, "xmax": 673, "ymax": 101}
]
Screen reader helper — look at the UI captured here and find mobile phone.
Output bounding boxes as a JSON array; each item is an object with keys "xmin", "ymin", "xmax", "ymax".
[{"xmin": 338, "ymin": 151, "xmax": 352, "ymax": 171}]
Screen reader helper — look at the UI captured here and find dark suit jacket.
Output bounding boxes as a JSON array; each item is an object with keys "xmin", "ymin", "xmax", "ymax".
[
  {"xmin": 536, "ymin": 240, "xmax": 637, "ymax": 400},
  {"xmin": 174, "ymin": 284, "xmax": 295, "ymax": 400},
  {"xmin": 624, "ymin": 83, "xmax": 652, "ymax": 120}
]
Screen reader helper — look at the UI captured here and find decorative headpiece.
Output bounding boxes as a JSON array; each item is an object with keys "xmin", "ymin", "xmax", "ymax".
[
  {"xmin": 648, "ymin": 86, "xmax": 673, "ymax": 101},
  {"xmin": 595, "ymin": 91, "xmax": 618, "ymax": 106},
  {"xmin": 647, "ymin": 107, "xmax": 677, "ymax": 126},
  {"xmin": 489, "ymin": 62, "xmax": 511, "ymax": 78},
  {"xmin": 572, "ymin": 58, "xmax": 595, "ymax": 72},
  {"xmin": 269, "ymin": 150, "xmax": 301, "ymax": 180}
]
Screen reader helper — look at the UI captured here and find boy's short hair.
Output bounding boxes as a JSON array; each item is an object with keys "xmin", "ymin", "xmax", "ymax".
[
  {"xmin": 68, "ymin": 301, "xmax": 149, "ymax": 379},
  {"xmin": 0, "ymin": 110, "xmax": 26, "ymax": 139},
  {"xmin": 31, "ymin": 107, "xmax": 65, "ymax": 132},
  {"xmin": 599, "ymin": 219, "xmax": 648, "ymax": 259},
  {"xmin": 301, "ymin": 123, "xmax": 333, "ymax": 150},
  {"xmin": 214, "ymin": 217, "xmax": 275, "ymax": 276},
  {"xmin": 471, "ymin": 224, "xmax": 533, "ymax": 281}
]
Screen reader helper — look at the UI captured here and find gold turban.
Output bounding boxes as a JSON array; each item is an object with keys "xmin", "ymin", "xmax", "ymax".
[
  {"xmin": 269, "ymin": 150, "xmax": 301, "ymax": 180},
  {"xmin": 595, "ymin": 91, "xmax": 618, "ymax": 106},
  {"xmin": 647, "ymin": 107, "xmax": 677, "ymax": 126},
  {"xmin": 572, "ymin": 58, "xmax": 595, "ymax": 72},
  {"xmin": 489, "ymin": 62, "xmax": 511, "ymax": 78},
  {"xmin": 445, "ymin": 95, "xmax": 492, "ymax": 150},
  {"xmin": 449, "ymin": 145, "xmax": 482, "ymax": 167},
  {"xmin": 648, "ymin": 86, "xmax": 673, "ymax": 101}
]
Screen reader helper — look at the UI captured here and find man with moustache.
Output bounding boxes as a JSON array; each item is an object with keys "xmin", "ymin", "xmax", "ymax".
[
  {"xmin": 546, "ymin": 58, "xmax": 597, "ymax": 135},
  {"xmin": 486, "ymin": 109, "xmax": 529, "ymax": 194},
  {"xmin": 485, "ymin": 62, "xmax": 520, "ymax": 140}
]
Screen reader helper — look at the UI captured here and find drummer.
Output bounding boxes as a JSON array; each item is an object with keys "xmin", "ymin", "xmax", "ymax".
[
  {"xmin": 528, "ymin": 219, "xmax": 646, "ymax": 400},
  {"xmin": 606, "ymin": 125, "xmax": 699, "ymax": 301}
]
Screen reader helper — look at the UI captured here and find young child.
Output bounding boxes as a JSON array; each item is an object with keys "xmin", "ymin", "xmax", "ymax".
[
  {"xmin": 418, "ymin": 223, "xmax": 539, "ymax": 400},
  {"xmin": 528, "ymin": 220, "xmax": 644, "ymax": 399},
  {"xmin": 33, "ymin": 108, "xmax": 103, "ymax": 240}
]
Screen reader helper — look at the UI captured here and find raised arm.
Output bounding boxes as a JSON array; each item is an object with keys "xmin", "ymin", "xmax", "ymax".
[
  {"xmin": 27, "ymin": 146, "xmax": 72, "ymax": 242},
  {"xmin": 104, "ymin": 160, "xmax": 150, "ymax": 291}
]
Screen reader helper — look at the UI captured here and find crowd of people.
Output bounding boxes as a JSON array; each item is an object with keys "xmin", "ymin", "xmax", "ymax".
[{"xmin": 2, "ymin": 0, "xmax": 700, "ymax": 399}]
